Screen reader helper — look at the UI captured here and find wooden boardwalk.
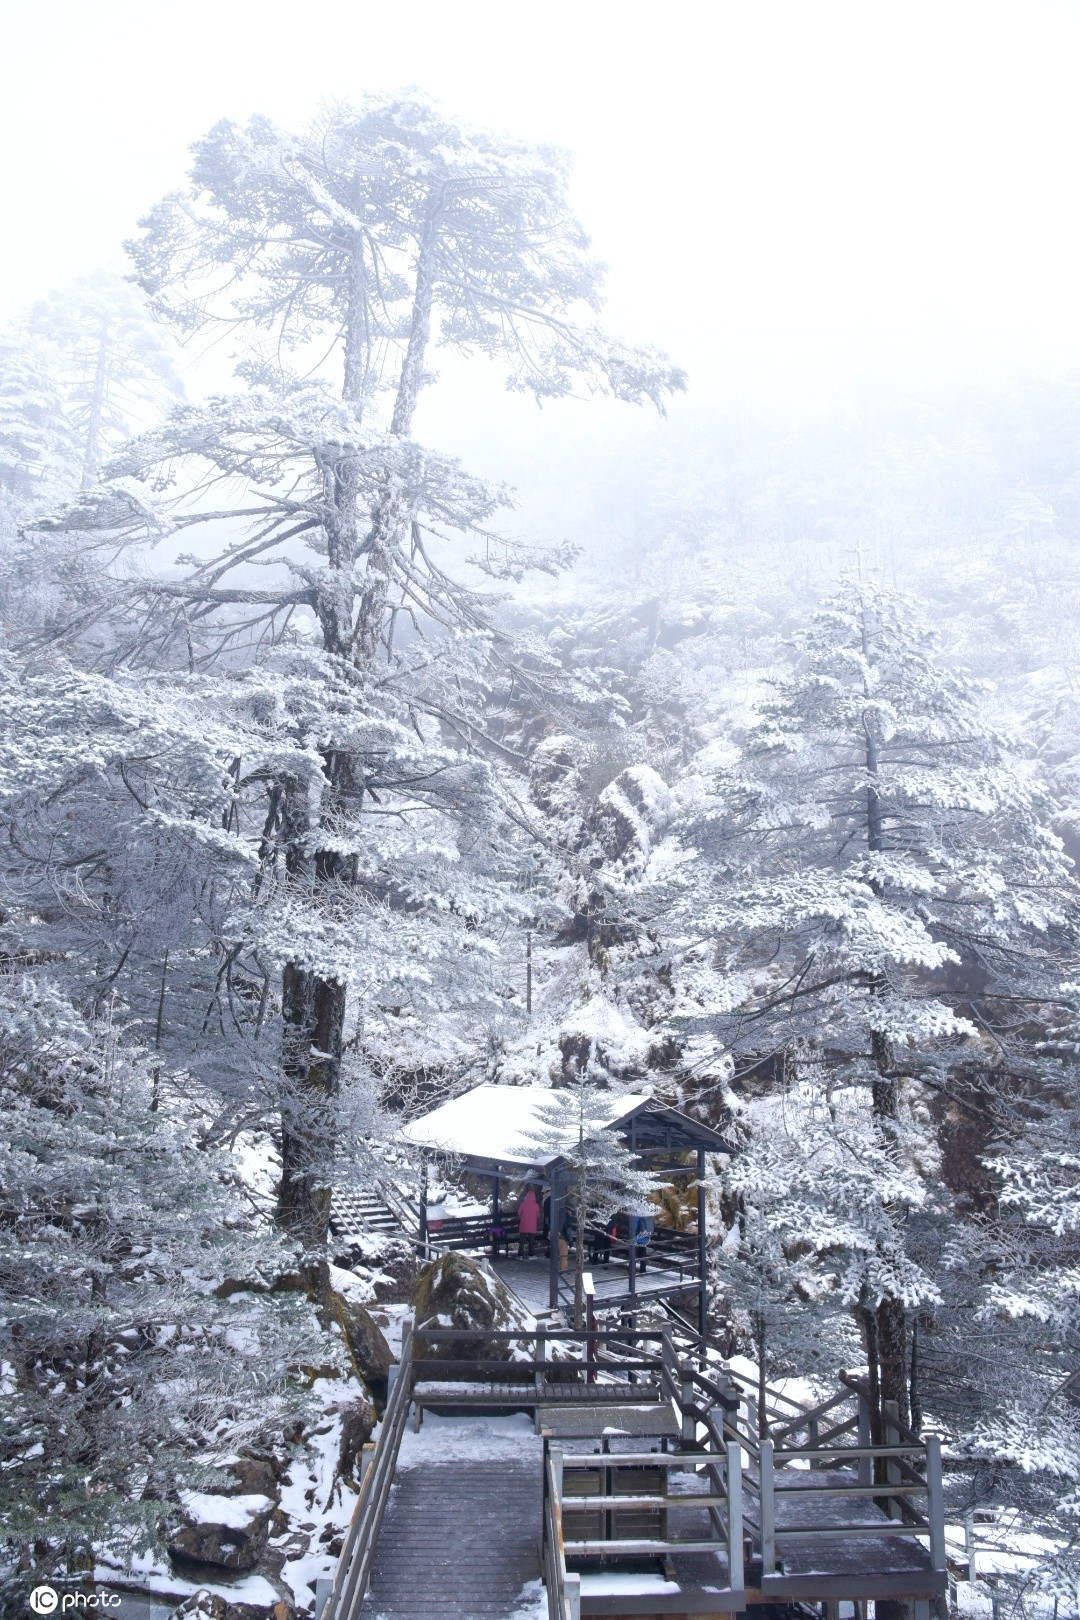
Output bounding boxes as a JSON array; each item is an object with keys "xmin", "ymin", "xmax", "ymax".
[
  {"xmin": 327, "ymin": 1323, "xmax": 948, "ymax": 1620},
  {"xmin": 357, "ymin": 1456, "xmax": 540, "ymax": 1620}
]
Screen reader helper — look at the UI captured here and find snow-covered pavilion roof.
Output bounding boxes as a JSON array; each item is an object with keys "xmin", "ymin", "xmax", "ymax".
[{"xmin": 397, "ymin": 1082, "xmax": 733, "ymax": 1173}]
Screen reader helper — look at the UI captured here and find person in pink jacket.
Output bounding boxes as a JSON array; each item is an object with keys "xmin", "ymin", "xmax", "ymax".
[{"xmin": 517, "ymin": 1185, "xmax": 540, "ymax": 1257}]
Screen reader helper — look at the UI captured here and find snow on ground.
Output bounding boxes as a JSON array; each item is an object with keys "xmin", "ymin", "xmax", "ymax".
[
  {"xmin": 94, "ymin": 1551, "xmax": 282, "ymax": 1613},
  {"xmin": 275, "ymin": 1377, "xmax": 361, "ymax": 1612},
  {"xmin": 228, "ymin": 1130, "xmax": 279, "ymax": 1207},
  {"xmin": 505, "ymin": 1578, "xmax": 547, "ymax": 1619},
  {"xmin": 394, "ymin": 1411, "xmax": 541, "ymax": 1468}
]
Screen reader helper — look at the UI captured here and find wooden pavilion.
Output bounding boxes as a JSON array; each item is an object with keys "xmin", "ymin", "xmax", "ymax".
[{"xmin": 398, "ymin": 1082, "xmax": 734, "ymax": 1336}]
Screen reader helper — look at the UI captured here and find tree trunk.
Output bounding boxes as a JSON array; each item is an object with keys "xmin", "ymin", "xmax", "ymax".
[
  {"xmin": 909, "ymin": 1315, "xmax": 922, "ymax": 1435},
  {"xmin": 274, "ymin": 775, "xmax": 349, "ymax": 1307},
  {"xmin": 354, "ymin": 199, "xmax": 440, "ymax": 671},
  {"xmin": 863, "ymin": 665, "xmax": 913, "ymax": 1434},
  {"xmin": 278, "ymin": 962, "xmax": 343, "ymax": 1308},
  {"xmin": 860, "ymin": 1297, "xmax": 882, "ymax": 1445},
  {"xmin": 875, "ymin": 1294, "xmax": 910, "ymax": 1431}
]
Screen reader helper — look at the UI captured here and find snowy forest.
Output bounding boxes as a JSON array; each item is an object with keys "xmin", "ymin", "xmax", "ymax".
[{"xmin": 3, "ymin": 51, "xmax": 1080, "ymax": 1620}]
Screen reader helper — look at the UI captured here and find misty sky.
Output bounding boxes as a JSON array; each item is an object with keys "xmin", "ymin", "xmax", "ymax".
[{"xmin": 5, "ymin": 0, "xmax": 1080, "ymax": 462}]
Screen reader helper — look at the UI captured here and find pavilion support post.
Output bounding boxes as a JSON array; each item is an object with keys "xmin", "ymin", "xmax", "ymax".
[
  {"xmin": 418, "ymin": 1162, "xmax": 428, "ymax": 1253},
  {"xmin": 628, "ymin": 1213, "xmax": 637, "ymax": 1301},
  {"xmin": 491, "ymin": 1173, "xmax": 500, "ymax": 1257},
  {"xmin": 549, "ymin": 1171, "xmax": 562, "ymax": 1310},
  {"xmin": 696, "ymin": 1145, "xmax": 708, "ymax": 1346}
]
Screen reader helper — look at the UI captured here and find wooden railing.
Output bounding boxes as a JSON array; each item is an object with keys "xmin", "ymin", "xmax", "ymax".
[
  {"xmin": 322, "ymin": 1319, "xmax": 415, "ymax": 1620},
  {"xmin": 410, "ymin": 1324, "xmax": 668, "ymax": 1387},
  {"xmin": 324, "ymin": 1320, "xmax": 946, "ymax": 1620},
  {"xmin": 542, "ymin": 1442, "xmax": 581, "ymax": 1620},
  {"xmin": 543, "ymin": 1436, "xmax": 744, "ymax": 1597},
  {"xmin": 758, "ymin": 1434, "xmax": 946, "ymax": 1577}
]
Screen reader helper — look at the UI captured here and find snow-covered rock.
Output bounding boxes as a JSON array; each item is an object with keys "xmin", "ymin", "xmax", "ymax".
[{"xmin": 170, "ymin": 1493, "xmax": 275, "ymax": 1573}]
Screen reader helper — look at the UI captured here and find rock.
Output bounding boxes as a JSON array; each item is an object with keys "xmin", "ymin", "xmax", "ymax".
[
  {"xmin": 225, "ymin": 1456, "xmax": 279, "ymax": 1498},
  {"xmin": 337, "ymin": 1394, "xmax": 377, "ymax": 1482},
  {"xmin": 224, "ymin": 1605, "xmax": 294, "ymax": 1620},
  {"xmin": 168, "ymin": 1491, "xmax": 274, "ymax": 1572},
  {"xmin": 411, "ymin": 1250, "xmax": 533, "ymax": 1362},
  {"xmin": 329, "ymin": 1293, "xmax": 392, "ymax": 1391},
  {"xmin": 588, "ymin": 765, "xmax": 671, "ymax": 876},
  {"xmin": 371, "ymin": 1241, "xmax": 420, "ymax": 1303},
  {"xmin": 168, "ymin": 1592, "xmax": 228, "ymax": 1620}
]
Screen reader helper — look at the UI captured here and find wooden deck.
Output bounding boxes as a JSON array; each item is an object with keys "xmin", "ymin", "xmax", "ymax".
[
  {"xmin": 357, "ymin": 1456, "xmax": 541, "ymax": 1620},
  {"xmin": 493, "ymin": 1254, "xmax": 696, "ymax": 1314}
]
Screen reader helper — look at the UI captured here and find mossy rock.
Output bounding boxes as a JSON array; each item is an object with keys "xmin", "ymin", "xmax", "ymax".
[
  {"xmin": 411, "ymin": 1251, "xmax": 532, "ymax": 1362},
  {"xmin": 329, "ymin": 1291, "xmax": 392, "ymax": 1392}
]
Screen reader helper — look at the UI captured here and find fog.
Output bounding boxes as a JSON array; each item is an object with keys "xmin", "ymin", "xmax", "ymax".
[
  {"xmin": 8, "ymin": 2, "xmax": 1080, "ymax": 459},
  {"xmin": 7, "ymin": 5, "xmax": 1080, "ymax": 1604}
]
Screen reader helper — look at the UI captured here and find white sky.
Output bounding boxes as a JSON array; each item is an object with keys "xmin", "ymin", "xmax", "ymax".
[{"xmin": 4, "ymin": 0, "xmax": 1080, "ymax": 431}]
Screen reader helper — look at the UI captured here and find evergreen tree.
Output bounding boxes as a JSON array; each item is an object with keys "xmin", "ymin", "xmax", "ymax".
[
  {"xmin": 0, "ymin": 974, "xmax": 330, "ymax": 1581},
  {"xmin": 665, "ymin": 580, "xmax": 1075, "ymax": 1429}
]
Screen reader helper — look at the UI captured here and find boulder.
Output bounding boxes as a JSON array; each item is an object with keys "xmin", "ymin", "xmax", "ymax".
[
  {"xmin": 411, "ymin": 1251, "xmax": 532, "ymax": 1362},
  {"xmin": 167, "ymin": 1593, "xmax": 294, "ymax": 1620},
  {"xmin": 168, "ymin": 1491, "xmax": 274, "ymax": 1572},
  {"xmin": 337, "ymin": 1393, "xmax": 377, "ymax": 1483},
  {"xmin": 329, "ymin": 1292, "xmax": 392, "ymax": 1392},
  {"xmin": 588, "ymin": 765, "xmax": 671, "ymax": 877},
  {"xmin": 225, "ymin": 1455, "xmax": 279, "ymax": 1498},
  {"xmin": 168, "ymin": 1593, "xmax": 227, "ymax": 1620}
]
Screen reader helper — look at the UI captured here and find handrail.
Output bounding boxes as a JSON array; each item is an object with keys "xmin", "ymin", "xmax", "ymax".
[
  {"xmin": 543, "ymin": 1443, "xmax": 580, "ymax": 1620},
  {"xmin": 375, "ymin": 1176, "xmax": 421, "ymax": 1239},
  {"xmin": 756, "ymin": 1433, "xmax": 947, "ymax": 1576},
  {"xmin": 323, "ymin": 1319, "xmax": 415, "ymax": 1620}
]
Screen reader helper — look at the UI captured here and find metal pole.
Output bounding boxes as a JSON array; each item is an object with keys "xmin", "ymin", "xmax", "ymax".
[
  {"xmin": 526, "ymin": 929, "xmax": 532, "ymax": 1015},
  {"xmin": 926, "ymin": 1435, "xmax": 946, "ymax": 1571}
]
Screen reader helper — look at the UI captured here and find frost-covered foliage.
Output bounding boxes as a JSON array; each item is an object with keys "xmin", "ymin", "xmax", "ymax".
[{"xmin": 0, "ymin": 975, "xmax": 330, "ymax": 1577}]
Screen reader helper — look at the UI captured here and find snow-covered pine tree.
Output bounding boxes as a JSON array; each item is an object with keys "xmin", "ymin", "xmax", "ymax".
[
  {"xmin": 0, "ymin": 333, "xmax": 79, "ymax": 508},
  {"xmin": 0, "ymin": 973, "xmax": 332, "ymax": 1583},
  {"xmin": 665, "ymin": 579, "xmax": 1075, "ymax": 1430},
  {"xmin": 37, "ymin": 94, "xmax": 683, "ymax": 1292},
  {"xmin": 27, "ymin": 270, "xmax": 183, "ymax": 487}
]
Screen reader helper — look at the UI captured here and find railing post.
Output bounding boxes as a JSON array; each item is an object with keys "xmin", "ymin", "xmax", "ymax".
[
  {"xmin": 681, "ymin": 1356, "xmax": 696, "ymax": 1448},
  {"xmin": 725, "ymin": 1439, "xmax": 744, "ymax": 1593},
  {"xmin": 857, "ymin": 1384, "xmax": 873, "ymax": 1489},
  {"xmin": 759, "ymin": 1436, "xmax": 775, "ymax": 1575},
  {"xmin": 551, "ymin": 1442, "xmax": 564, "ymax": 1503},
  {"xmin": 926, "ymin": 1435, "xmax": 946, "ymax": 1570},
  {"xmin": 565, "ymin": 1572, "xmax": 581, "ymax": 1620},
  {"xmin": 661, "ymin": 1323, "xmax": 676, "ymax": 1400},
  {"xmin": 584, "ymin": 1273, "xmax": 596, "ymax": 1385}
]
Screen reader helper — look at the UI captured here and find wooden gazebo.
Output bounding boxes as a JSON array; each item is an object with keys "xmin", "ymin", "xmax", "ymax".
[{"xmin": 398, "ymin": 1082, "xmax": 735, "ymax": 1336}]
